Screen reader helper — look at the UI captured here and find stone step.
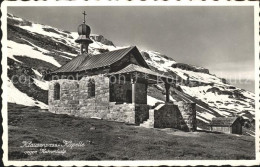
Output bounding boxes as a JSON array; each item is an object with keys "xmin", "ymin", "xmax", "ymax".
[
  {"xmin": 141, "ymin": 121, "xmax": 153, "ymax": 126},
  {"xmin": 140, "ymin": 119, "xmax": 154, "ymax": 128},
  {"xmin": 140, "ymin": 120, "xmax": 154, "ymax": 128}
]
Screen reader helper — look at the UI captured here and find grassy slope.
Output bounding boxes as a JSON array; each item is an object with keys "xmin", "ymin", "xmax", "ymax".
[{"xmin": 8, "ymin": 103, "xmax": 255, "ymax": 160}]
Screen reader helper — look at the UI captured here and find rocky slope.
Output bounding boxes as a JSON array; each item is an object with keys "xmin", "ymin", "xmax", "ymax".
[{"xmin": 6, "ymin": 14, "xmax": 255, "ymax": 133}]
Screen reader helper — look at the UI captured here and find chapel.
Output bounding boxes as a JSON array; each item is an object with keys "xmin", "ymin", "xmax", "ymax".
[{"xmin": 44, "ymin": 12, "xmax": 197, "ymax": 131}]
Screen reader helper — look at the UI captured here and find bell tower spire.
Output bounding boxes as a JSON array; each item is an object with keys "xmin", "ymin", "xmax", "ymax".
[{"xmin": 75, "ymin": 11, "xmax": 93, "ymax": 54}]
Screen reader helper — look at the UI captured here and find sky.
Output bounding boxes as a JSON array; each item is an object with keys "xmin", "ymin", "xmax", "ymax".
[{"xmin": 8, "ymin": 6, "xmax": 255, "ymax": 92}]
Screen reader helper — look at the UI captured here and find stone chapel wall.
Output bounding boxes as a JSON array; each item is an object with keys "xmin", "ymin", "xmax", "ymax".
[
  {"xmin": 108, "ymin": 103, "xmax": 135, "ymax": 123},
  {"xmin": 78, "ymin": 75, "xmax": 110, "ymax": 118},
  {"xmin": 48, "ymin": 75, "xmax": 139, "ymax": 124},
  {"xmin": 134, "ymin": 83, "xmax": 147, "ymax": 104},
  {"xmin": 135, "ymin": 104, "xmax": 150, "ymax": 125},
  {"xmin": 112, "ymin": 81, "xmax": 132, "ymax": 103},
  {"xmin": 48, "ymin": 79, "xmax": 79, "ymax": 115}
]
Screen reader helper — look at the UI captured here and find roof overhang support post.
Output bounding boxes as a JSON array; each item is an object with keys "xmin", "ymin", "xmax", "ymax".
[
  {"xmin": 131, "ymin": 75, "xmax": 137, "ymax": 104},
  {"xmin": 165, "ymin": 82, "xmax": 170, "ymax": 103}
]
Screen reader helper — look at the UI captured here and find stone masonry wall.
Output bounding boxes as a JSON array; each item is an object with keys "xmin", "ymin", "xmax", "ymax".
[
  {"xmin": 48, "ymin": 75, "xmax": 138, "ymax": 124},
  {"xmin": 48, "ymin": 79, "xmax": 79, "ymax": 115},
  {"xmin": 135, "ymin": 104, "xmax": 150, "ymax": 125},
  {"xmin": 78, "ymin": 75, "xmax": 110, "ymax": 118},
  {"xmin": 135, "ymin": 83, "xmax": 147, "ymax": 104},
  {"xmin": 154, "ymin": 103, "xmax": 196, "ymax": 131},
  {"xmin": 174, "ymin": 101, "xmax": 197, "ymax": 131},
  {"xmin": 154, "ymin": 104, "xmax": 182, "ymax": 129},
  {"xmin": 108, "ymin": 103, "xmax": 135, "ymax": 124},
  {"xmin": 113, "ymin": 81, "xmax": 132, "ymax": 103}
]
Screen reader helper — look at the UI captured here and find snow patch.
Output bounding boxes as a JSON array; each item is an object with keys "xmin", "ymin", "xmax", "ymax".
[
  {"xmin": 8, "ymin": 40, "xmax": 61, "ymax": 67},
  {"xmin": 155, "ymin": 104, "xmax": 165, "ymax": 110},
  {"xmin": 8, "ymin": 79, "xmax": 48, "ymax": 109},
  {"xmin": 32, "ymin": 68, "xmax": 42, "ymax": 77},
  {"xmin": 147, "ymin": 95, "xmax": 164, "ymax": 106},
  {"xmin": 197, "ymin": 116, "xmax": 210, "ymax": 123},
  {"xmin": 33, "ymin": 78, "xmax": 49, "ymax": 90}
]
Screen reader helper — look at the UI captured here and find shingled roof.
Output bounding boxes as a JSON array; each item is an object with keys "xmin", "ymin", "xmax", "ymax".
[
  {"xmin": 50, "ymin": 46, "xmax": 145, "ymax": 74},
  {"xmin": 210, "ymin": 117, "xmax": 240, "ymax": 127}
]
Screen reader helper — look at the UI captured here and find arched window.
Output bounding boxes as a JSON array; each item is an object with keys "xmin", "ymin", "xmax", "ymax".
[
  {"xmin": 88, "ymin": 79, "xmax": 95, "ymax": 98},
  {"xmin": 54, "ymin": 83, "xmax": 61, "ymax": 100}
]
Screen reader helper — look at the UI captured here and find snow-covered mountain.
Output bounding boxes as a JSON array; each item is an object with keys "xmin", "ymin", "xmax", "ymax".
[{"xmin": 6, "ymin": 14, "xmax": 255, "ymax": 133}]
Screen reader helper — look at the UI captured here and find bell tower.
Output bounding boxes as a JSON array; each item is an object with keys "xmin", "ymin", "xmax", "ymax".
[{"xmin": 75, "ymin": 11, "xmax": 93, "ymax": 54}]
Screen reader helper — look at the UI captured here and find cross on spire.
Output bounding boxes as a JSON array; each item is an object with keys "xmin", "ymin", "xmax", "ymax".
[{"xmin": 82, "ymin": 11, "xmax": 87, "ymax": 24}]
